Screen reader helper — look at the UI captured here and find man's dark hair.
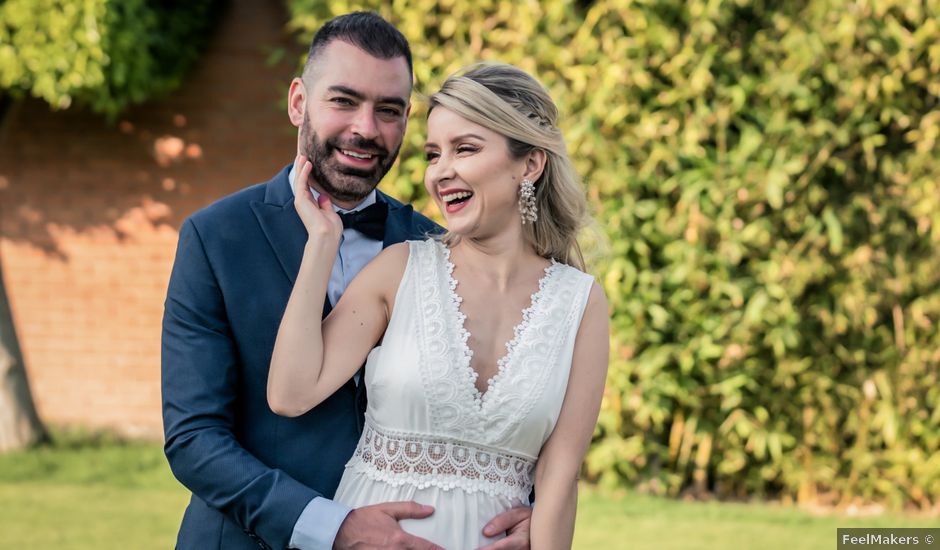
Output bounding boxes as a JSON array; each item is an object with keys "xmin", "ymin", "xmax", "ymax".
[{"xmin": 303, "ymin": 12, "xmax": 413, "ymax": 81}]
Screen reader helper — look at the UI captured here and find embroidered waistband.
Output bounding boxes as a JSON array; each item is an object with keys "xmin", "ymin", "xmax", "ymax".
[{"xmin": 345, "ymin": 421, "xmax": 536, "ymax": 502}]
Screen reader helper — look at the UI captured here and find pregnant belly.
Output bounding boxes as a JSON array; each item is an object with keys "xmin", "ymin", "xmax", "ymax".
[{"xmin": 335, "ymin": 470, "xmax": 525, "ymax": 549}]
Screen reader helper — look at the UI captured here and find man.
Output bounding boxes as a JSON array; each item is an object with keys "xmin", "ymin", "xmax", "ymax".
[{"xmin": 162, "ymin": 12, "xmax": 532, "ymax": 550}]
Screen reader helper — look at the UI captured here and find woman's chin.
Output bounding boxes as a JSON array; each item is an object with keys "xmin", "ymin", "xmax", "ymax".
[
  {"xmin": 445, "ymin": 225, "xmax": 470, "ymax": 237},
  {"xmin": 441, "ymin": 216, "xmax": 472, "ymax": 236}
]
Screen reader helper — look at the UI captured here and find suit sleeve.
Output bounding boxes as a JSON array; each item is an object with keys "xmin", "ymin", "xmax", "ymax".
[{"xmin": 162, "ymin": 218, "xmax": 319, "ymax": 549}]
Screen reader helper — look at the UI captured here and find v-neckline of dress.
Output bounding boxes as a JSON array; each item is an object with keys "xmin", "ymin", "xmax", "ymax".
[{"xmin": 438, "ymin": 241, "xmax": 559, "ymax": 411}]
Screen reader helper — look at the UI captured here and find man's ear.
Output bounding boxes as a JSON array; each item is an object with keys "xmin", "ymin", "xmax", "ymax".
[
  {"xmin": 522, "ymin": 148, "xmax": 547, "ymax": 184},
  {"xmin": 288, "ymin": 78, "xmax": 307, "ymax": 127}
]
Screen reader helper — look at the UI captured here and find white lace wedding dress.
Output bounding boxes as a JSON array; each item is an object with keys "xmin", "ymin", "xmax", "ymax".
[{"xmin": 333, "ymin": 238, "xmax": 595, "ymax": 549}]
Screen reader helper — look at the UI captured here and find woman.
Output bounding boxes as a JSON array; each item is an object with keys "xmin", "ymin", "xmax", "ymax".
[{"xmin": 268, "ymin": 62, "xmax": 609, "ymax": 549}]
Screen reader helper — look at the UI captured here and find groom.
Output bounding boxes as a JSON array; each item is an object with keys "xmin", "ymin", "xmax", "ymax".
[{"xmin": 162, "ymin": 11, "xmax": 532, "ymax": 550}]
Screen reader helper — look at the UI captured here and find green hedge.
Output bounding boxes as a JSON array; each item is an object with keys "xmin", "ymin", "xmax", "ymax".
[
  {"xmin": 0, "ymin": 0, "xmax": 224, "ymax": 117},
  {"xmin": 289, "ymin": 0, "xmax": 940, "ymax": 509}
]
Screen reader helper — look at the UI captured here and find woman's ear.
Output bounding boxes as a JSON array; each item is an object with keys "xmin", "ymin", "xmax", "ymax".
[
  {"xmin": 522, "ymin": 148, "xmax": 547, "ymax": 184},
  {"xmin": 287, "ymin": 78, "xmax": 307, "ymax": 127}
]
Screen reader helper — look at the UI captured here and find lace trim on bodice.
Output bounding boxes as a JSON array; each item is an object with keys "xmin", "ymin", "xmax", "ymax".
[
  {"xmin": 410, "ymin": 238, "xmax": 592, "ymax": 444},
  {"xmin": 440, "ymin": 244, "xmax": 561, "ymax": 409},
  {"xmin": 345, "ymin": 420, "xmax": 536, "ymax": 502}
]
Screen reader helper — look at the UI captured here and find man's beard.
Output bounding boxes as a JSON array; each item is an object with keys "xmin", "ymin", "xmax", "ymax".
[{"xmin": 299, "ymin": 112, "xmax": 400, "ymax": 203}]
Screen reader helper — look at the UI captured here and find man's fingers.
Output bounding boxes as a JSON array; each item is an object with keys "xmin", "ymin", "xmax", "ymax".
[
  {"xmin": 380, "ymin": 500, "xmax": 435, "ymax": 520},
  {"xmin": 401, "ymin": 533, "xmax": 445, "ymax": 550},
  {"xmin": 476, "ymin": 535, "xmax": 528, "ymax": 550},
  {"xmin": 482, "ymin": 505, "xmax": 531, "ymax": 537}
]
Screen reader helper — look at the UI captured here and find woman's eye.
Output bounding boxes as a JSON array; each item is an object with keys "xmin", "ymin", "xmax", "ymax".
[
  {"xmin": 424, "ymin": 151, "xmax": 439, "ymax": 161},
  {"xmin": 456, "ymin": 146, "xmax": 478, "ymax": 154}
]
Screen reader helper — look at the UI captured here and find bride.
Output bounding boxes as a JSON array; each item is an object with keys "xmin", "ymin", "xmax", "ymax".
[{"xmin": 268, "ymin": 62, "xmax": 609, "ymax": 549}]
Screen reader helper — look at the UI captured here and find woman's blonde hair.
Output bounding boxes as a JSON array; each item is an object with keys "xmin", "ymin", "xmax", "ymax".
[{"xmin": 428, "ymin": 62, "xmax": 588, "ymax": 270}]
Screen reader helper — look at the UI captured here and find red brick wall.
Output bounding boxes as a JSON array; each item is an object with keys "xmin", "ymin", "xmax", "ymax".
[{"xmin": 0, "ymin": 0, "xmax": 303, "ymax": 438}]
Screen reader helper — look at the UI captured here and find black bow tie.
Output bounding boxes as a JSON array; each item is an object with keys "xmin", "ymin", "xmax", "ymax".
[{"xmin": 337, "ymin": 201, "xmax": 388, "ymax": 241}]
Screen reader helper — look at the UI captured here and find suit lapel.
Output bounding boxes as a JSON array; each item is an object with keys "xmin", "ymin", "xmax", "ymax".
[
  {"xmin": 251, "ymin": 172, "xmax": 426, "ymax": 315},
  {"xmin": 380, "ymin": 192, "xmax": 416, "ymax": 248},
  {"xmin": 250, "ymin": 168, "xmax": 306, "ymax": 287}
]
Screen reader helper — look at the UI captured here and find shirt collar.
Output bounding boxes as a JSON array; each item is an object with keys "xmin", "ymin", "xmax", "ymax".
[{"xmin": 288, "ymin": 164, "xmax": 377, "ymax": 214}]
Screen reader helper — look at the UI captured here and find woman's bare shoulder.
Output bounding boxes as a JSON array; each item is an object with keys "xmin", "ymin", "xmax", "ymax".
[
  {"xmin": 376, "ymin": 240, "xmax": 412, "ymax": 263},
  {"xmin": 585, "ymin": 280, "xmax": 609, "ymax": 315},
  {"xmin": 352, "ymin": 241, "xmax": 413, "ymax": 302},
  {"xmin": 573, "ymin": 279, "xmax": 610, "ymax": 360}
]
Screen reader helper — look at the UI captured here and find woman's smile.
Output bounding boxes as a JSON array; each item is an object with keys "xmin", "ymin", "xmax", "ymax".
[{"xmin": 440, "ymin": 188, "xmax": 475, "ymax": 214}]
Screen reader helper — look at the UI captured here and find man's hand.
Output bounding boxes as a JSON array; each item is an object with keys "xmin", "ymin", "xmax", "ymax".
[
  {"xmin": 333, "ymin": 501, "xmax": 444, "ymax": 550},
  {"xmin": 478, "ymin": 506, "xmax": 532, "ymax": 550}
]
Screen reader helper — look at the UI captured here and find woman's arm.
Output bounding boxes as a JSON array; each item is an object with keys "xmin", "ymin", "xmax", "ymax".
[
  {"xmin": 266, "ymin": 155, "xmax": 403, "ymax": 417},
  {"xmin": 530, "ymin": 281, "xmax": 609, "ymax": 549}
]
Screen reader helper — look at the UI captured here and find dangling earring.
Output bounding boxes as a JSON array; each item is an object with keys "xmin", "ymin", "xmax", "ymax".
[{"xmin": 518, "ymin": 178, "xmax": 537, "ymax": 224}]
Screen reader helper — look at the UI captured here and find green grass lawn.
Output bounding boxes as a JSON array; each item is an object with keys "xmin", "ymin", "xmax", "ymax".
[
  {"xmin": 0, "ymin": 432, "xmax": 935, "ymax": 549},
  {"xmin": 0, "ymin": 432, "xmax": 187, "ymax": 549},
  {"xmin": 573, "ymin": 489, "xmax": 937, "ymax": 549}
]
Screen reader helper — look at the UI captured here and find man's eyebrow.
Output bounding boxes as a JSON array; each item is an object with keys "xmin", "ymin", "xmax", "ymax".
[{"xmin": 327, "ymin": 85, "xmax": 407, "ymax": 109}]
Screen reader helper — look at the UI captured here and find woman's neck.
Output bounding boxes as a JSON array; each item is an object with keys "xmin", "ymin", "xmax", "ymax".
[{"xmin": 450, "ymin": 233, "xmax": 543, "ymax": 292}]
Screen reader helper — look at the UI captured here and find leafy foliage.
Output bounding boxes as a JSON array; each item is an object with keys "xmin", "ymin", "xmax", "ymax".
[
  {"xmin": 0, "ymin": 0, "xmax": 224, "ymax": 117},
  {"xmin": 288, "ymin": 0, "xmax": 940, "ymax": 508}
]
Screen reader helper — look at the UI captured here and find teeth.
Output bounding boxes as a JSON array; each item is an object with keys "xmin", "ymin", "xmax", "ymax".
[
  {"xmin": 442, "ymin": 191, "xmax": 473, "ymax": 203},
  {"xmin": 341, "ymin": 149, "xmax": 373, "ymax": 159}
]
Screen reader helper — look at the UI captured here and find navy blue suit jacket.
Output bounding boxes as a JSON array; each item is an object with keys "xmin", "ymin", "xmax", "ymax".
[{"xmin": 162, "ymin": 164, "xmax": 440, "ymax": 550}]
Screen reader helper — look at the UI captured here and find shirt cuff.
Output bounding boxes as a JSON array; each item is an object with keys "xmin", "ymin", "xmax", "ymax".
[{"xmin": 288, "ymin": 497, "xmax": 352, "ymax": 550}]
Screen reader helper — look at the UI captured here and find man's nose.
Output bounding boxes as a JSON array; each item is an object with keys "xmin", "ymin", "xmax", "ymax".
[{"xmin": 351, "ymin": 108, "xmax": 379, "ymax": 140}]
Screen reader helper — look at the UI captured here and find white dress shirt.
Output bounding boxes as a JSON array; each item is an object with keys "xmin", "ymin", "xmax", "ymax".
[{"xmin": 286, "ymin": 165, "xmax": 383, "ymax": 549}]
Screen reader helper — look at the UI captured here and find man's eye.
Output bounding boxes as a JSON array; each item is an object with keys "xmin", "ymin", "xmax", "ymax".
[
  {"xmin": 331, "ymin": 97, "xmax": 354, "ymax": 105},
  {"xmin": 379, "ymin": 107, "xmax": 402, "ymax": 117}
]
